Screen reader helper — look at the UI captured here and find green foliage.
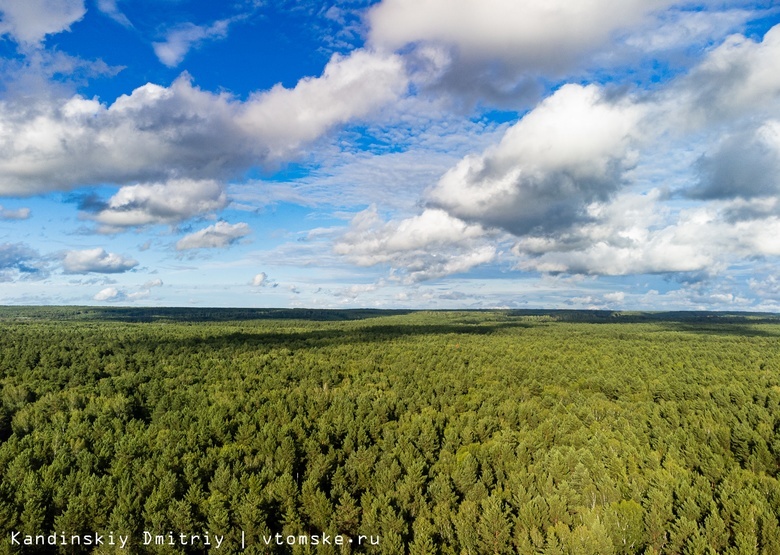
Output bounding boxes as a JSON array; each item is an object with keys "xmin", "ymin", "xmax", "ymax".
[{"xmin": 1, "ymin": 308, "xmax": 780, "ymax": 553}]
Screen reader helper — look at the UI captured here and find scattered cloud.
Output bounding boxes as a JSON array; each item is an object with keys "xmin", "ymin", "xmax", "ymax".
[
  {"xmin": 336, "ymin": 23, "xmax": 780, "ymax": 285},
  {"xmin": 176, "ymin": 221, "xmax": 251, "ymax": 250},
  {"xmin": 749, "ymin": 274, "xmax": 780, "ymax": 301},
  {"xmin": 62, "ymin": 248, "xmax": 138, "ymax": 273},
  {"xmin": 85, "ymin": 178, "xmax": 228, "ymax": 230},
  {"xmin": 1, "ymin": 1, "xmax": 779, "ymax": 309}
]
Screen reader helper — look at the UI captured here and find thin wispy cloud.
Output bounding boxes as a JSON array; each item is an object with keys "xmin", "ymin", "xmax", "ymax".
[
  {"xmin": 153, "ymin": 17, "xmax": 236, "ymax": 67},
  {"xmin": 175, "ymin": 221, "xmax": 251, "ymax": 250}
]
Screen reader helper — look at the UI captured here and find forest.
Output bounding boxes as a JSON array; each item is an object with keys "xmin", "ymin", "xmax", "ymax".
[{"xmin": 1, "ymin": 307, "xmax": 779, "ymax": 554}]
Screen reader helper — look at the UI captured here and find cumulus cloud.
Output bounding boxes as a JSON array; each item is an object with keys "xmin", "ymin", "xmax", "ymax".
[
  {"xmin": 669, "ymin": 24, "xmax": 780, "ymax": 129},
  {"xmin": 0, "ymin": 49, "xmax": 408, "ymax": 196},
  {"xmin": 0, "ymin": 0, "xmax": 86, "ymax": 46},
  {"xmin": 62, "ymin": 248, "xmax": 138, "ymax": 273},
  {"xmin": 426, "ymin": 84, "xmax": 644, "ymax": 236},
  {"xmin": 0, "ymin": 205, "xmax": 30, "ymax": 219},
  {"xmin": 368, "ymin": 0, "xmax": 673, "ymax": 69},
  {"xmin": 239, "ymin": 49, "xmax": 408, "ymax": 159},
  {"xmin": 85, "ymin": 178, "xmax": 228, "ymax": 229},
  {"xmin": 334, "ymin": 205, "xmax": 496, "ymax": 282},
  {"xmin": 690, "ymin": 121, "xmax": 780, "ymax": 201},
  {"xmin": 175, "ymin": 221, "xmax": 251, "ymax": 250},
  {"xmin": 367, "ymin": 0, "xmax": 681, "ymax": 103},
  {"xmin": 94, "ymin": 286, "xmax": 122, "ymax": 301},
  {"xmin": 251, "ymin": 272, "xmax": 268, "ymax": 286},
  {"xmin": 153, "ymin": 18, "xmax": 234, "ymax": 67},
  {"xmin": 512, "ymin": 190, "xmax": 780, "ymax": 276},
  {"xmin": 509, "ymin": 190, "xmax": 716, "ymax": 275}
]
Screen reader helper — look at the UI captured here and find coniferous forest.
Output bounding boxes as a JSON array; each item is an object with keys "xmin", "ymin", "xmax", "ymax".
[{"xmin": 1, "ymin": 307, "xmax": 780, "ymax": 554}]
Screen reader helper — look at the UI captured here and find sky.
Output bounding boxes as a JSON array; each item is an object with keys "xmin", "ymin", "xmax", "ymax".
[{"xmin": 0, "ymin": 0, "xmax": 779, "ymax": 310}]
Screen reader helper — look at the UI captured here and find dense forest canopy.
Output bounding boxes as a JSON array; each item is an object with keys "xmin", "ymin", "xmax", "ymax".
[{"xmin": 1, "ymin": 308, "xmax": 779, "ymax": 554}]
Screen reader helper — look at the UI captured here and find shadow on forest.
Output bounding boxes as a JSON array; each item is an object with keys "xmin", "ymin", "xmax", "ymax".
[
  {"xmin": 125, "ymin": 321, "xmax": 535, "ymax": 353},
  {"xmin": 506, "ymin": 309, "xmax": 780, "ymax": 325},
  {"xmin": 0, "ymin": 306, "xmax": 417, "ymax": 323},
  {"xmin": 655, "ymin": 322, "xmax": 780, "ymax": 337}
]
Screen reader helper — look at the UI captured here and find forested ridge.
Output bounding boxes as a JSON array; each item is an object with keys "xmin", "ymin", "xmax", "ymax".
[{"xmin": 1, "ymin": 308, "xmax": 780, "ymax": 554}]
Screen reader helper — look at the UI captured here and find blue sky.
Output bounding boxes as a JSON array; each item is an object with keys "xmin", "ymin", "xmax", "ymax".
[{"xmin": 1, "ymin": 0, "xmax": 780, "ymax": 310}]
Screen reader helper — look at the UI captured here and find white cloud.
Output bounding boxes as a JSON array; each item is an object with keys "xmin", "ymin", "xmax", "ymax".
[
  {"xmin": 368, "ymin": 0, "xmax": 674, "ymax": 69},
  {"xmin": 334, "ymin": 206, "xmax": 496, "ymax": 282},
  {"xmin": 335, "ymin": 283, "xmax": 379, "ymax": 300},
  {"xmin": 512, "ymin": 191, "xmax": 780, "ymax": 276},
  {"xmin": 426, "ymin": 83, "xmax": 644, "ymax": 236},
  {"xmin": 622, "ymin": 8, "xmax": 757, "ymax": 53},
  {"xmin": 0, "ymin": 0, "xmax": 85, "ymax": 46},
  {"xmin": 510, "ymin": 189, "xmax": 716, "ymax": 276},
  {"xmin": 603, "ymin": 291, "xmax": 625, "ymax": 303},
  {"xmin": 95, "ymin": 0, "xmax": 131, "ymax": 28},
  {"xmin": 239, "ymin": 49, "xmax": 408, "ymax": 159},
  {"xmin": 251, "ymin": 272, "xmax": 268, "ymax": 286},
  {"xmin": 87, "ymin": 178, "xmax": 227, "ymax": 229},
  {"xmin": 690, "ymin": 120, "xmax": 780, "ymax": 201},
  {"xmin": 0, "ymin": 49, "xmax": 407, "ymax": 196},
  {"xmin": 176, "ymin": 221, "xmax": 251, "ymax": 250},
  {"xmin": 94, "ymin": 286, "xmax": 121, "ymax": 301},
  {"xmin": 153, "ymin": 18, "xmax": 234, "ymax": 67},
  {"xmin": 0, "ymin": 205, "xmax": 30, "ymax": 219},
  {"xmin": 669, "ymin": 23, "xmax": 780, "ymax": 129},
  {"xmin": 93, "ymin": 278, "xmax": 162, "ymax": 302},
  {"xmin": 354, "ymin": 24, "xmax": 780, "ymax": 281},
  {"xmin": 62, "ymin": 248, "xmax": 138, "ymax": 273}
]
